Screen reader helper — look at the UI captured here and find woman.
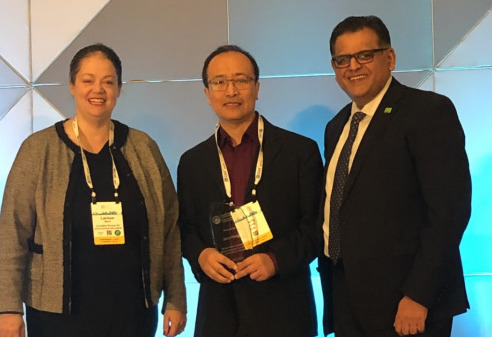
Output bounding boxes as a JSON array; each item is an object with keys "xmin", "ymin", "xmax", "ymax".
[{"xmin": 0, "ymin": 44, "xmax": 186, "ymax": 337}]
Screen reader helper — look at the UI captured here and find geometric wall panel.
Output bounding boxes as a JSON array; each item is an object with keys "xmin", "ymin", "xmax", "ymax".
[
  {"xmin": 434, "ymin": 69, "xmax": 492, "ymax": 275},
  {"xmin": 32, "ymin": 89, "xmax": 64, "ymax": 132},
  {"xmin": 393, "ymin": 70, "xmax": 432, "ymax": 89},
  {"xmin": 230, "ymin": 0, "xmax": 333, "ymax": 77},
  {"xmin": 111, "ymin": 80, "xmax": 214, "ymax": 179},
  {"xmin": 229, "ymin": 0, "xmax": 432, "ymax": 76},
  {"xmin": 36, "ymin": 0, "xmax": 228, "ymax": 85},
  {"xmin": 257, "ymin": 75, "xmax": 345, "ymax": 154},
  {"xmin": 418, "ymin": 72, "xmax": 434, "ymax": 92},
  {"xmin": 0, "ymin": 91, "xmax": 32, "ymax": 198},
  {"xmin": 0, "ymin": 0, "xmax": 30, "ymax": 81},
  {"xmin": 440, "ymin": 10, "xmax": 492, "ymax": 68},
  {"xmin": 0, "ymin": 88, "xmax": 28, "ymax": 120},
  {"xmin": 434, "ymin": 69, "xmax": 492, "ymax": 170},
  {"xmin": 433, "ymin": 0, "xmax": 492, "ymax": 65},
  {"xmin": 35, "ymin": 84, "xmax": 73, "ymax": 118},
  {"xmin": 0, "ymin": 57, "xmax": 27, "ymax": 86},
  {"xmin": 453, "ymin": 275, "xmax": 492, "ymax": 337},
  {"xmin": 31, "ymin": 0, "xmax": 111, "ymax": 81}
]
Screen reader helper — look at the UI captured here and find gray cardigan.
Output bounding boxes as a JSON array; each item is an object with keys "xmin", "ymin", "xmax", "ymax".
[{"xmin": 0, "ymin": 122, "xmax": 186, "ymax": 314}]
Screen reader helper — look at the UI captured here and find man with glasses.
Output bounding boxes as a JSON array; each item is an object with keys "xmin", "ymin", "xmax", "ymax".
[
  {"xmin": 318, "ymin": 16, "xmax": 471, "ymax": 337},
  {"xmin": 178, "ymin": 45, "xmax": 322, "ymax": 337}
]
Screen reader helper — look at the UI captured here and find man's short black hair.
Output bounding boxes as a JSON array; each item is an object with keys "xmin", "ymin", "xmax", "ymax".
[
  {"xmin": 330, "ymin": 16, "xmax": 391, "ymax": 55},
  {"xmin": 202, "ymin": 45, "xmax": 259, "ymax": 88}
]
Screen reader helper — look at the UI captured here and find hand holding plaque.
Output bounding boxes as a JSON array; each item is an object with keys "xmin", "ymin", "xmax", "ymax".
[
  {"xmin": 210, "ymin": 202, "xmax": 247, "ymax": 263},
  {"xmin": 209, "ymin": 201, "xmax": 273, "ymax": 263}
]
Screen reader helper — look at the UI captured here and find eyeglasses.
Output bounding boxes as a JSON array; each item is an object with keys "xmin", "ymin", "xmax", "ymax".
[
  {"xmin": 331, "ymin": 48, "xmax": 389, "ymax": 69},
  {"xmin": 208, "ymin": 76, "xmax": 255, "ymax": 91}
]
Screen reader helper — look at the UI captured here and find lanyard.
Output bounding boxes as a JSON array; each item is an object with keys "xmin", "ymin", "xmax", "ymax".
[
  {"xmin": 214, "ymin": 115, "xmax": 264, "ymax": 204},
  {"xmin": 72, "ymin": 118, "xmax": 120, "ymax": 203}
]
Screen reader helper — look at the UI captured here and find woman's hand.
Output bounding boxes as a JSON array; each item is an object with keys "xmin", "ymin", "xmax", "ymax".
[{"xmin": 163, "ymin": 309, "xmax": 186, "ymax": 336}]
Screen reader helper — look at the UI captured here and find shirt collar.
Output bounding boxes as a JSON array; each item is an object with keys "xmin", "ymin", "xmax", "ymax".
[
  {"xmin": 218, "ymin": 112, "xmax": 259, "ymax": 148},
  {"xmin": 351, "ymin": 76, "xmax": 392, "ymax": 117}
]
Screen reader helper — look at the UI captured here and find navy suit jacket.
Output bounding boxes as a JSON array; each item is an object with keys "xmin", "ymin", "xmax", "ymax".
[
  {"xmin": 319, "ymin": 78, "xmax": 471, "ymax": 333},
  {"xmin": 178, "ymin": 117, "xmax": 323, "ymax": 337}
]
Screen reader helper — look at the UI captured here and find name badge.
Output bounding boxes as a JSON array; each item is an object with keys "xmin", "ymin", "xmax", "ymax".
[
  {"xmin": 230, "ymin": 201, "xmax": 273, "ymax": 249},
  {"xmin": 91, "ymin": 201, "xmax": 125, "ymax": 245}
]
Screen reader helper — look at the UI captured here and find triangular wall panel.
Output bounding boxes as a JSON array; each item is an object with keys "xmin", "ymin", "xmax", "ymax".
[
  {"xmin": 439, "ymin": 10, "xmax": 492, "ymax": 68},
  {"xmin": 418, "ymin": 72, "xmax": 434, "ymax": 92},
  {"xmin": 393, "ymin": 71, "xmax": 431, "ymax": 88},
  {"xmin": 31, "ymin": 0, "xmax": 111, "ymax": 81},
  {"xmin": 0, "ymin": 0, "xmax": 30, "ymax": 81},
  {"xmin": 33, "ymin": 89, "xmax": 64, "ymax": 132},
  {"xmin": 35, "ymin": 84, "xmax": 74, "ymax": 119},
  {"xmin": 433, "ymin": 0, "xmax": 492, "ymax": 66},
  {"xmin": 0, "ymin": 91, "xmax": 32, "ymax": 198},
  {"xmin": 0, "ymin": 88, "xmax": 29, "ymax": 121},
  {"xmin": 36, "ymin": 0, "xmax": 228, "ymax": 84},
  {"xmin": 434, "ymin": 68, "xmax": 492, "ymax": 169},
  {"xmin": 0, "ymin": 57, "xmax": 27, "ymax": 86}
]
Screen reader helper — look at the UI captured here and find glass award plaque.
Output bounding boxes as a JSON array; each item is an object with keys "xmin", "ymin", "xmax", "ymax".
[{"xmin": 209, "ymin": 202, "xmax": 250, "ymax": 263}]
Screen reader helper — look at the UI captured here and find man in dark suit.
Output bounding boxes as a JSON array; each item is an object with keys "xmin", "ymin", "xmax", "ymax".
[
  {"xmin": 178, "ymin": 45, "xmax": 323, "ymax": 337},
  {"xmin": 318, "ymin": 16, "xmax": 471, "ymax": 337}
]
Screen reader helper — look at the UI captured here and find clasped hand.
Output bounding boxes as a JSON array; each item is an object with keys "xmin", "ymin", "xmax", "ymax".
[
  {"xmin": 393, "ymin": 295, "xmax": 428, "ymax": 336},
  {"xmin": 198, "ymin": 248, "xmax": 275, "ymax": 283}
]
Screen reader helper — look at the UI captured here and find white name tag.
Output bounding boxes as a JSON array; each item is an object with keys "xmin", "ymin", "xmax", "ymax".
[
  {"xmin": 230, "ymin": 201, "xmax": 273, "ymax": 250},
  {"xmin": 91, "ymin": 201, "xmax": 125, "ymax": 245}
]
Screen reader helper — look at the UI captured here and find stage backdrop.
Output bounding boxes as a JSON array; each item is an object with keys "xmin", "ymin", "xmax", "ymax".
[{"xmin": 1, "ymin": 1, "xmax": 491, "ymax": 336}]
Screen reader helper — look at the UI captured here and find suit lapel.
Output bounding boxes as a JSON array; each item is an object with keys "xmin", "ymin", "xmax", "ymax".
[
  {"xmin": 325, "ymin": 106, "xmax": 351, "ymax": 163},
  {"xmin": 261, "ymin": 118, "xmax": 282, "ymax": 169},
  {"xmin": 244, "ymin": 117, "xmax": 282, "ymax": 201},
  {"xmin": 319, "ymin": 106, "xmax": 350, "ymax": 219},
  {"xmin": 199, "ymin": 135, "xmax": 228, "ymax": 198},
  {"xmin": 344, "ymin": 79, "xmax": 404, "ymax": 198}
]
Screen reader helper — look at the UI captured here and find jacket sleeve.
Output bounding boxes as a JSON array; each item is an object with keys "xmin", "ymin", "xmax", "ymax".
[
  {"xmin": 177, "ymin": 154, "xmax": 210, "ymax": 281},
  {"xmin": 401, "ymin": 94, "xmax": 471, "ymax": 308},
  {"xmin": 152, "ymin": 141, "xmax": 187, "ymax": 314},
  {"xmin": 267, "ymin": 138, "xmax": 323, "ymax": 277},
  {"xmin": 0, "ymin": 138, "xmax": 39, "ymax": 313}
]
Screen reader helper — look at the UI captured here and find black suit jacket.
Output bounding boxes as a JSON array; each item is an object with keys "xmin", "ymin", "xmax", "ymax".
[
  {"xmin": 178, "ymin": 117, "xmax": 323, "ymax": 337},
  {"xmin": 319, "ymin": 79, "xmax": 471, "ymax": 332}
]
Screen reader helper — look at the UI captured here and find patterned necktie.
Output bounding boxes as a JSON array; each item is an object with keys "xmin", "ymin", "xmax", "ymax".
[{"xmin": 329, "ymin": 111, "xmax": 366, "ymax": 264}]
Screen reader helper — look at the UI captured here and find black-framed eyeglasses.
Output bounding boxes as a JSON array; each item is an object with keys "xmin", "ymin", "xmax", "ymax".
[
  {"xmin": 208, "ymin": 76, "xmax": 255, "ymax": 91},
  {"xmin": 331, "ymin": 48, "xmax": 389, "ymax": 69}
]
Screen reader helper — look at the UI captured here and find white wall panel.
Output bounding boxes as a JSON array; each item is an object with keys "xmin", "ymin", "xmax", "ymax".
[
  {"xmin": 418, "ymin": 72, "xmax": 434, "ymax": 91},
  {"xmin": 0, "ymin": 0, "xmax": 30, "ymax": 81},
  {"xmin": 0, "ymin": 91, "xmax": 32, "ymax": 198},
  {"xmin": 433, "ymin": 0, "xmax": 492, "ymax": 65},
  {"xmin": 440, "ymin": 10, "xmax": 492, "ymax": 68},
  {"xmin": 0, "ymin": 88, "xmax": 28, "ymax": 120},
  {"xmin": 0, "ymin": 58, "xmax": 27, "ymax": 86},
  {"xmin": 30, "ymin": 0, "xmax": 110, "ymax": 81},
  {"xmin": 229, "ymin": 0, "xmax": 432, "ymax": 76},
  {"xmin": 435, "ymin": 69, "xmax": 492, "ymax": 277},
  {"xmin": 36, "ymin": 0, "xmax": 228, "ymax": 84},
  {"xmin": 32, "ymin": 89, "xmax": 63, "ymax": 132}
]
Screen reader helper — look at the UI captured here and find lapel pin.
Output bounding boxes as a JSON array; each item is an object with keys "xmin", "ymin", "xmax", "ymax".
[{"xmin": 384, "ymin": 107, "xmax": 392, "ymax": 114}]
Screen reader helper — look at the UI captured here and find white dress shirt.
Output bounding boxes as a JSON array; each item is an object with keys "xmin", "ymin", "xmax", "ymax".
[{"xmin": 323, "ymin": 77, "xmax": 393, "ymax": 257}]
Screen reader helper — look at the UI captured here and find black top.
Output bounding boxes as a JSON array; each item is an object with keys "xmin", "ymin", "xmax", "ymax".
[{"xmin": 56, "ymin": 121, "xmax": 148, "ymax": 316}]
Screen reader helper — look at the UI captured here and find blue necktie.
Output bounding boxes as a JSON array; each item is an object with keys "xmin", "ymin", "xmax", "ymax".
[{"xmin": 329, "ymin": 111, "xmax": 366, "ymax": 264}]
